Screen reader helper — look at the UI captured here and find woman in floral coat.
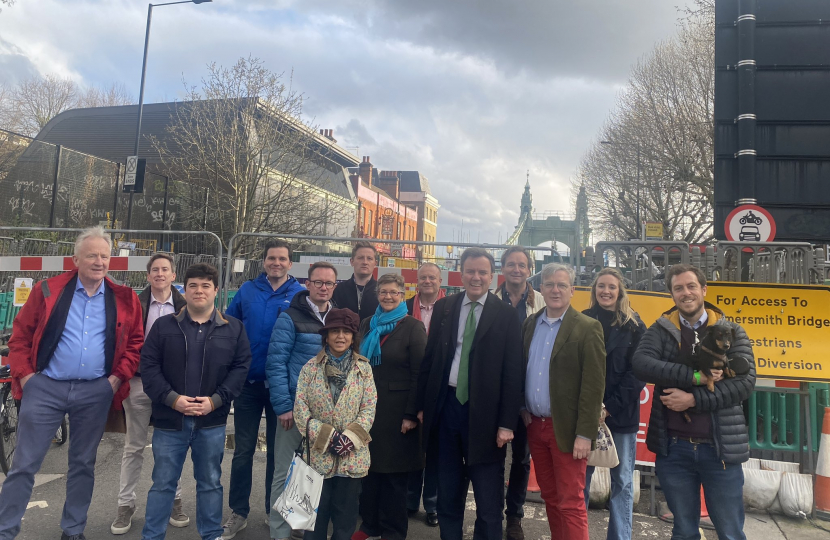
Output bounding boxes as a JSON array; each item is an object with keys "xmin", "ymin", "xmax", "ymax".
[{"xmin": 294, "ymin": 308, "xmax": 377, "ymax": 540}]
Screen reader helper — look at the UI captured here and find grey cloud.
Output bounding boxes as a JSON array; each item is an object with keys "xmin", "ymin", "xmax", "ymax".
[
  {"xmin": 334, "ymin": 119, "xmax": 377, "ymax": 147},
  {"xmin": 0, "ymin": 37, "xmax": 40, "ymax": 85},
  {"xmin": 0, "ymin": 0, "xmax": 692, "ymax": 243}
]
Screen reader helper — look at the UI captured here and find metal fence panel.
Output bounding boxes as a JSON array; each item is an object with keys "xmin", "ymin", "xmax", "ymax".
[{"xmin": 0, "ymin": 228, "xmax": 223, "ymax": 339}]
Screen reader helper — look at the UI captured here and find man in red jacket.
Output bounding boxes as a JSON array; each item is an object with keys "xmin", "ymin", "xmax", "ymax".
[{"xmin": 0, "ymin": 226, "xmax": 144, "ymax": 540}]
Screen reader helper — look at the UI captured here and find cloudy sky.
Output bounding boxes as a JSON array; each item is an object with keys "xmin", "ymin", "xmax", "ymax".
[{"xmin": 0, "ymin": 0, "xmax": 692, "ymax": 244}]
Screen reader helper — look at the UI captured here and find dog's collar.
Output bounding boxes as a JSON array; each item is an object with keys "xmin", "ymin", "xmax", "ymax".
[{"xmin": 699, "ymin": 344, "xmax": 728, "ymax": 362}]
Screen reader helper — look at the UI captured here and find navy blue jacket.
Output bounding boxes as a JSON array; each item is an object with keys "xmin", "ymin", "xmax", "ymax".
[
  {"xmin": 140, "ymin": 308, "xmax": 252, "ymax": 430},
  {"xmin": 265, "ymin": 291, "xmax": 325, "ymax": 415},
  {"xmin": 226, "ymin": 273, "xmax": 304, "ymax": 381},
  {"xmin": 582, "ymin": 306, "xmax": 646, "ymax": 433}
]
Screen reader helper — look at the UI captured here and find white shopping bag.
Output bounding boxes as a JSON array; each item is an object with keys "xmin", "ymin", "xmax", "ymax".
[{"xmin": 273, "ymin": 429, "xmax": 324, "ymax": 531}]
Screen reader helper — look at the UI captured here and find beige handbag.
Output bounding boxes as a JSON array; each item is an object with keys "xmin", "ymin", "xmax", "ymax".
[{"xmin": 587, "ymin": 420, "xmax": 619, "ymax": 468}]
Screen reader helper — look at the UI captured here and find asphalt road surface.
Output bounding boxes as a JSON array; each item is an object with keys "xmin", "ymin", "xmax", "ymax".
[{"xmin": 1, "ymin": 426, "xmax": 824, "ymax": 539}]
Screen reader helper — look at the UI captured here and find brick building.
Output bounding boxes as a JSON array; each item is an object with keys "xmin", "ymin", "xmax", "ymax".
[{"xmin": 349, "ymin": 157, "xmax": 439, "ymax": 260}]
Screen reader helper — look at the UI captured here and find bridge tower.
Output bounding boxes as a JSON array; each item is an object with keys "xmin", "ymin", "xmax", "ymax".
[{"xmin": 520, "ymin": 171, "xmax": 533, "ymax": 217}]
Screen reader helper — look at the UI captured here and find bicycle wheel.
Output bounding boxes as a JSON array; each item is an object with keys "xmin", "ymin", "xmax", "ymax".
[
  {"xmin": 0, "ymin": 384, "xmax": 18, "ymax": 474},
  {"xmin": 54, "ymin": 416, "xmax": 68, "ymax": 445}
]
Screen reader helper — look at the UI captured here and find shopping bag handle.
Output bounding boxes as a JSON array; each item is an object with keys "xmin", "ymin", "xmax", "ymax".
[{"xmin": 295, "ymin": 422, "xmax": 313, "ymax": 463}]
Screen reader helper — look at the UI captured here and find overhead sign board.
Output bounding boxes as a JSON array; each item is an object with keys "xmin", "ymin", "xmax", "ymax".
[
  {"xmin": 724, "ymin": 204, "xmax": 776, "ymax": 242},
  {"xmin": 390, "ymin": 243, "xmax": 403, "ymax": 257},
  {"xmin": 708, "ymin": 282, "xmax": 830, "ymax": 382}
]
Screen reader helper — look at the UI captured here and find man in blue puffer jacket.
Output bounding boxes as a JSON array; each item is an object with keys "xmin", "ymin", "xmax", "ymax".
[
  {"xmin": 265, "ymin": 261, "xmax": 337, "ymax": 540},
  {"xmin": 222, "ymin": 240, "xmax": 305, "ymax": 539}
]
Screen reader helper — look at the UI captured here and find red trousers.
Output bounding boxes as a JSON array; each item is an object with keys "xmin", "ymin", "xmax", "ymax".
[{"xmin": 527, "ymin": 416, "xmax": 589, "ymax": 540}]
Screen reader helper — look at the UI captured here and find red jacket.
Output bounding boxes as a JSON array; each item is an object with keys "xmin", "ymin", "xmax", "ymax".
[{"xmin": 8, "ymin": 270, "xmax": 144, "ymax": 409}]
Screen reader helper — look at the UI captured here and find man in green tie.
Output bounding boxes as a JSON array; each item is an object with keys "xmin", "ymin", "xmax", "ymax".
[{"xmin": 416, "ymin": 247, "xmax": 523, "ymax": 540}]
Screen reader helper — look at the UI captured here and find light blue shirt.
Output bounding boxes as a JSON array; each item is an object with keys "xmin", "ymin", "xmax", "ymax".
[
  {"xmin": 44, "ymin": 280, "xmax": 107, "ymax": 381},
  {"xmin": 524, "ymin": 312, "xmax": 563, "ymax": 418}
]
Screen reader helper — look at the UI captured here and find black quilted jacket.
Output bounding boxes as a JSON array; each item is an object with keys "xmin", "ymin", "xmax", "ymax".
[{"xmin": 632, "ymin": 302, "xmax": 756, "ymax": 463}]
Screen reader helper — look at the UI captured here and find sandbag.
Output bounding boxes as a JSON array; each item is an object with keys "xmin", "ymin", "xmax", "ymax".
[
  {"xmin": 760, "ymin": 459, "xmax": 799, "ymax": 473},
  {"xmin": 633, "ymin": 469, "xmax": 641, "ymax": 505},
  {"xmin": 768, "ymin": 494, "xmax": 782, "ymax": 515},
  {"xmin": 742, "ymin": 468, "xmax": 782, "ymax": 510},
  {"xmin": 588, "ymin": 466, "xmax": 611, "ymax": 509},
  {"xmin": 742, "ymin": 458, "xmax": 761, "ymax": 469},
  {"xmin": 778, "ymin": 472, "xmax": 813, "ymax": 518}
]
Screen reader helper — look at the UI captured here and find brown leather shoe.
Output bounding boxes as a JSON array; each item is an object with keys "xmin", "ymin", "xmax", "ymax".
[{"xmin": 505, "ymin": 515, "xmax": 524, "ymax": 540}]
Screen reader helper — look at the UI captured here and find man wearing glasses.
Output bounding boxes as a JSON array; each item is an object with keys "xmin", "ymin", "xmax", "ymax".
[
  {"xmin": 265, "ymin": 261, "xmax": 338, "ymax": 540},
  {"xmin": 520, "ymin": 263, "xmax": 605, "ymax": 540}
]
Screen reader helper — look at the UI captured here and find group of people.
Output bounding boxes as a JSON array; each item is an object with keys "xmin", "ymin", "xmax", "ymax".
[{"xmin": 0, "ymin": 226, "xmax": 756, "ymax": 540}]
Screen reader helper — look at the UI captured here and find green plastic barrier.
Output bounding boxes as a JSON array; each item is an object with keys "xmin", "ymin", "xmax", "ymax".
[{"xmin": 749, "ymin": 383, "xmax": 829, "ymax": 452}]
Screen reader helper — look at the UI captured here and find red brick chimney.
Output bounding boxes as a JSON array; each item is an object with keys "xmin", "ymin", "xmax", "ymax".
[
  {"xmin": 377, "ymin": 170, "xmax": 400, "ymax": 199},
  {"xmin": 319, "ymin": 129, "xmax": 337, "ymax": 143},
  {"xmin": 359, "ymin": 156, "xmax": 373, "ymax": 187}
]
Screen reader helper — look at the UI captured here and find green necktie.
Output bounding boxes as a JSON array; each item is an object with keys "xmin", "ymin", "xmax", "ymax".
[{"xmin": 456, "ymin": 301, "xmax": 478, "ymax": 405}]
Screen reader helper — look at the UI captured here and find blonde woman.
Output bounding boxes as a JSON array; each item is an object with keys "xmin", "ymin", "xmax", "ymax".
[{"xmin": 582, "ymin": 268, "xmax": 646, "ymax": 540}]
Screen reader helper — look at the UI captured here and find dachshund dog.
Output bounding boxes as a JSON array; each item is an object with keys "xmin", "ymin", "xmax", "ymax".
[{"xmin": 672, "ymin": 325, "xmax": 750, "ymax": 421}]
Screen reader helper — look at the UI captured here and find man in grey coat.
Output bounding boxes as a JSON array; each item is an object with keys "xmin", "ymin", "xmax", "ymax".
[{"xmin": 632, "ymin": 264, "xmax": 755, "ymax": 540}]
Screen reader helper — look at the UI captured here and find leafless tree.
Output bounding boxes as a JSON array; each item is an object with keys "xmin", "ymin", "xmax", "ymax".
[
  {"xmin": 12, "ymin": 74, "xmax": 78, "ymax": 136},
  {"xmin": 151, "ymin": 56, "xmax": 355, "ymax": 252},
  {"xmin": 575, "ymin": 2, "xmax": 714, "ymax": 244},
  {"xmin": 77, "ymin": 82, "xmax": 134, "ymax": 108},
  {"xmin": 0, "ymin": 84, "xmax": 23, "ymax": 134}
]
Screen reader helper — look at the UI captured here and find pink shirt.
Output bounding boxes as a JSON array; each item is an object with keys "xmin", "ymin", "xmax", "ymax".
[
  {"xmin": 145, "ymin": 292, "xmax": 176, "ymax": 338},
  {"xmin": 419, "ymin": 300, "xmax": 437, "ymax": 334}
]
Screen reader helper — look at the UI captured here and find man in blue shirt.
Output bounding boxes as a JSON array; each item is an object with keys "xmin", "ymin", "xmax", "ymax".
[
  {"xmin": 520, "ymin": 263, "xmax": 605, "ymax": 540},
  {"xmin": 0, "ymin": 226, "xmax": 144, "ymax": 540},
  {"xmin": 223, "ymin": 240, "xmax": 304, "ymax": 538}
]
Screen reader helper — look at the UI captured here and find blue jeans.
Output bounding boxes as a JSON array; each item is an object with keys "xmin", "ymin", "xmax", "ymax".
[
  {"xmin": 655, "ymin": 438, "xmax": 746, "ymax": 540},
  {"xmin": 584, "ymin": 430, "xmax": 637, "ymax": 540},
  {"xmin": 141, "ymin": 418, "xmax": 226, "ymax": 540}
]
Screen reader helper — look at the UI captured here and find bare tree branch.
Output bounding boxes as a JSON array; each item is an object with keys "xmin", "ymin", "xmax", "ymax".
[
  {"xmin": 77, "ymin": 82, "xmax": 134, "ymax": 108},
  {"xmin": 151, "ymin": 56, "xmax": 355, "ymax": 253},
  {"xmin": 575, "ymin": 5, "xmax": 714, "ymax": 244},
  {"xmin": 12, "ymin": 75, "xmax": 78, "ymax": 136}
]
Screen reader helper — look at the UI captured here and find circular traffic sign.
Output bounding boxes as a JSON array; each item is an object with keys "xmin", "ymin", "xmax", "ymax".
[{"xmin": 724, "ymin": 204, "xmax": 776, "ymax": 242}]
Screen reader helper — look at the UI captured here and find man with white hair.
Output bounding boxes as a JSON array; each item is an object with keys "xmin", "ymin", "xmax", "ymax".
[
  {"xmin": 0, "ymin": 226, "xmax": 144, "ymax": 540},
  {"xmin": 521, "ymin": 263, "xmax": 605, "ymax": 540}
]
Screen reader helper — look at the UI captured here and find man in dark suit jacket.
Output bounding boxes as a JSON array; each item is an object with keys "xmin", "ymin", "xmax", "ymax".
[
  {"xmin": 520, "ymin": 263, "xmax": 605, "ymax": 540},
  {"xmin": 416, "ymin": 248, "xmax": 523, "ymax": 540}
]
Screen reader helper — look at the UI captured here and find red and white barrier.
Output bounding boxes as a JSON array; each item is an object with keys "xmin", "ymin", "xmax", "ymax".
[{"xmin": 0, "ymin": 256, "xmax": 152, "ymax": 272}]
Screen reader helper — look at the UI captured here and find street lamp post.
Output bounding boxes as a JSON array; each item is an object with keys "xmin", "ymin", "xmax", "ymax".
[
  {"xmin": 601, "ymin": 139, "xmax": 643, "ymax": 241},
  {"xmin": 126, "ymin": 0, "xmax": 212, "ymax": 228}
]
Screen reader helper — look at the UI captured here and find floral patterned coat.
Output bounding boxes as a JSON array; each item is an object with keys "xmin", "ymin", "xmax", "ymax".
[{"xmin": 294, "ymin": 350, "xmax": 377, "ymax": 479}]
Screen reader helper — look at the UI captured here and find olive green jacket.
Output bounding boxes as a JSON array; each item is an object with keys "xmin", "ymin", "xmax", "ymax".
[{"xmin": 521, "ymin": 305, "xmax": 606, "ymax": 453}]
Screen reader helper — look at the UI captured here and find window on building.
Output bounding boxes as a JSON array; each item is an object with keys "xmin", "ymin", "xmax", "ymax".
[{"xmin": 368, "ymin": 209, "xmax": 373, "ymax": 234}]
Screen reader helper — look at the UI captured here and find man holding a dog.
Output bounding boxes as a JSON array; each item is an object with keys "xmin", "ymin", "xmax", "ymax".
[{"xmin": 633, "ymin": 264, "xmax": 755, "ymax": 540}]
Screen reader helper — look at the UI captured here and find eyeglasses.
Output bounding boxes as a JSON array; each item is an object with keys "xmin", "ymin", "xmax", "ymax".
[
  {"xmin": 378, "ymin": 290, "xmax": 404, "ymax": 298},
  {"xmin": 542, "ymin": 282, "xmax": 571, "ymax": 291},
  {"xmin": 308, "ymin": 280, "xmax": 336, "ymax": 289}
]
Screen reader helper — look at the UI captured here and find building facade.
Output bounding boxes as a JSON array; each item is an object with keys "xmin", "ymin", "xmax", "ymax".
[{"xmin": 349, "ymin": 158, "xmax": 439, "ymax": 262}]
